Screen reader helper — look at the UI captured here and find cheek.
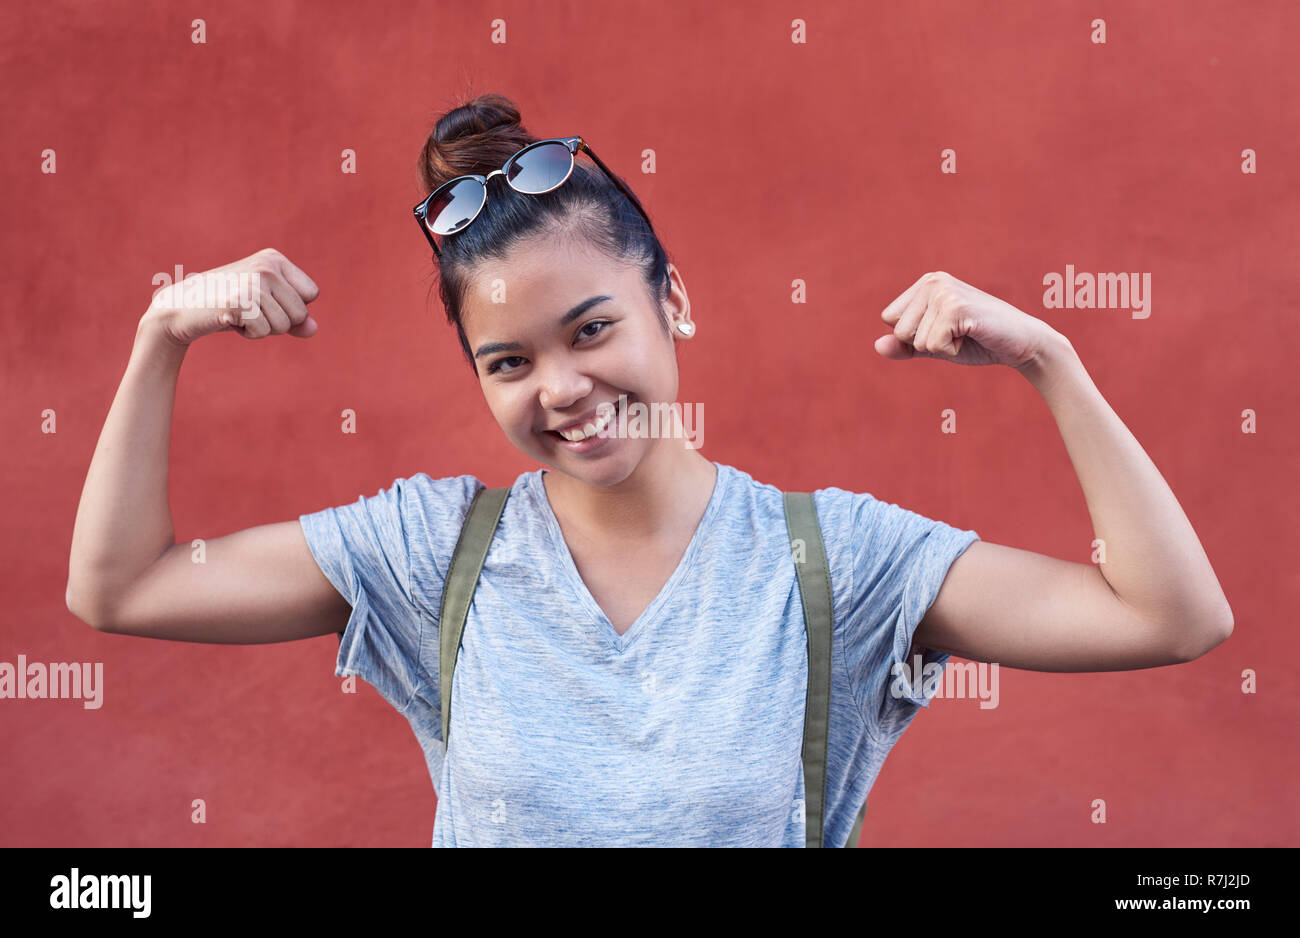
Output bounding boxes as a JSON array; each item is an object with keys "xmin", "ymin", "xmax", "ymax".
[
  {"xmin": 618, "ymin": 327, "xmax": 669, "ymax": 374},
  {"xmin": 488, "ymin": 396, "xmax": 533, "ymax": 438},
  {"xmin": 479, "ymin": 393, "xmax": 510, "ymax": 429}
]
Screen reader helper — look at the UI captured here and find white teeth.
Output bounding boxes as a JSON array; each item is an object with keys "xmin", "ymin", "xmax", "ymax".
[{"xmin": 558, "ymin": 403, "xmax": 616, "ymax": 441}]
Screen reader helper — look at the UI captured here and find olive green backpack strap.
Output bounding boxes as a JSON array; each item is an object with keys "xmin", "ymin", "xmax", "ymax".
[
  {"xmin": 439, "ymin": 485, "xmax": 511, "ymax": 747},
  {"xmin": 784, "ymin": 491, "xmax": 869, "ymax": 848}
]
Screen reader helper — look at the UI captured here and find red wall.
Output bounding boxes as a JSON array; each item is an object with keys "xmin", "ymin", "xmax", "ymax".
[{"xmin": 1, "ymin": 0, "xmax": 1294, "ymax": 846}]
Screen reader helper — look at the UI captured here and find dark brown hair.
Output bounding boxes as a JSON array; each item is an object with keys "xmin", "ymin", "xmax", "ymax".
[{"xmin": 417, "ymin": 93, "xmax": 674, "ymax": 373}]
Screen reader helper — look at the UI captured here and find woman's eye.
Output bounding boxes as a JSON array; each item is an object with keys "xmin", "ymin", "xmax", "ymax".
[
  {"xmin": 488, "ymin": 356, "xmax": 525, "ymax": 375},
  {"xmin": 487, "ymin": 322, "xmax": 611, "ymax": 376}
]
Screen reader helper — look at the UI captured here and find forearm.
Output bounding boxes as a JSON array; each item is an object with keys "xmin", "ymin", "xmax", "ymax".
[
  {"xmin": 67, "ymin": 316, "xmax": 188, "ymax": 618},
  {"xmin": 1016, "ymin": 330, "xmax": 1233, "ymax": 643}
]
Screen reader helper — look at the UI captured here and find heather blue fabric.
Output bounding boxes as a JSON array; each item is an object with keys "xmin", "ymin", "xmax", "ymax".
[{"xmin": 298, "ymin": 461, "xmax": 979, "ymax": 847}]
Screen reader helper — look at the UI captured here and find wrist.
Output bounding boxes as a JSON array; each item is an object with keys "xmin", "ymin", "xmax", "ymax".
[
  {"xmin": 1014, "ymin": 328, "xmax": 1078, "ymax": 394},
  {"xmin": 133, "ymin": 311, "xmax": 190, "ymax": 368}
]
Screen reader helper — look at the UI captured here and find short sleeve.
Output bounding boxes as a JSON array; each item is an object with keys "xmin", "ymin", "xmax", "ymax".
[
  {"xmin": 297, "ymin": 473, "xmax": 484, "ymax": 724},
  {"xmin": 815, "ymin": 487, "xmax": 980, "ymax": 745}
]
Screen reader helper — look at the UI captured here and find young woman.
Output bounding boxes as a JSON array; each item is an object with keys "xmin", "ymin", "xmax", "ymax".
[{"xmin": 66, "ymin": 93, "xmax": 1234, "ymax": 847}]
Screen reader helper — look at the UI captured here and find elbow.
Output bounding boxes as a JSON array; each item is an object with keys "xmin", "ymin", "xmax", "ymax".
[
  {"xmin": 1173, "ymin": 603, "xmax": 1234, "ymax": 663},
  {"xmin": 1219, "ymin": 601, "xmax": 1234, "ymax": 641},
  {"xmin": 65, "ymin": 580, "xmax": 114, "ymax": 632},
  {"xmin": 65, "ymin": 580, "xmax": 89, "ymax": 625},
  {"xmin": 1210, "ymin": 597, "xmax": 1235, "ymax": 648}
]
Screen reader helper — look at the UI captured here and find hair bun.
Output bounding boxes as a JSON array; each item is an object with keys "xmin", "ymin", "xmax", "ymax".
[{"xmin": 420, "ymin": 93, "xmax": 537, "ymax": 191}]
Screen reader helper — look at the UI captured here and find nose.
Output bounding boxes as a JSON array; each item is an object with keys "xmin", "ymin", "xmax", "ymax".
[{"xmin": 536, "ymin": 353, "xmax": 594, "ymax": 412}]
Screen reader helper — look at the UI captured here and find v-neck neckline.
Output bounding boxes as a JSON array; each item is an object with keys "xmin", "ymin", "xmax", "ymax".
[{"xmin": 527, "ymin": 462, "xmax": 726, "ymax": 654}]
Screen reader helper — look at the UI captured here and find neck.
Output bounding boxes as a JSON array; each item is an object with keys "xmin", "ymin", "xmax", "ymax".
[{"xmin": 542, "ymin": 441, "xmax": 716, "ymax": 542}]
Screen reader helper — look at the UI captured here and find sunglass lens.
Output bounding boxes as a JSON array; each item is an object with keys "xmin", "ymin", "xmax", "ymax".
[
  {"xmin": 507, "ymin": 142, "xmax": 573, "ymax": 193},
  {"xmin": 427, "ymin": 178, "xmax": 486, "ymax": 235}
]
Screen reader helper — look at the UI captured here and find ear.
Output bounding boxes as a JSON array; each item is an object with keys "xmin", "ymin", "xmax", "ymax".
[{"xmin": 663, "ymin": 263, "xmax": 692, "ymax": 338}]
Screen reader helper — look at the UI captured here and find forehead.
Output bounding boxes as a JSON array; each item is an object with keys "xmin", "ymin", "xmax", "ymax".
[{"xmin": 460, "ymin": 237, "xmax": 641, "ymax": 339}]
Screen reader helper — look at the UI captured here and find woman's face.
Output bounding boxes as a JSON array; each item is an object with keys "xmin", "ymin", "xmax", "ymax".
[{"xmin": 459, "ymin": 234, "xmax": 694, "ymax": 488}]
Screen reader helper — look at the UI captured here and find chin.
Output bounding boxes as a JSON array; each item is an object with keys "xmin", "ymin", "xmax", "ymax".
[{"xmin": 536, "ymin": 439, "xmax": 645, "ymax": 488}]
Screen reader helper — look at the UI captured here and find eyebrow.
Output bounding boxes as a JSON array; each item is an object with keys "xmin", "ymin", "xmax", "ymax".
[{"xmin": 473, "ymin": 295, "xmax": 613, "ymax": 360}]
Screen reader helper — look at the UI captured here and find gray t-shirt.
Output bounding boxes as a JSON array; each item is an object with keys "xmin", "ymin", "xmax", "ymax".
[{"xmin": 298, "ymin": 461, "xmax": 979, "ymax": 846}]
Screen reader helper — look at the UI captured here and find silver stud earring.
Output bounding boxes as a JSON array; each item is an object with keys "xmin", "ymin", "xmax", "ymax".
[{"xmin": 676, "ymin": 322, "xmax": 694, "ymax": 336}]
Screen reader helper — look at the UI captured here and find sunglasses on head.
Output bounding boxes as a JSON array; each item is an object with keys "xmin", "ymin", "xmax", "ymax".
[{"xmin": 413, "ymin": 136, "xmax": 655, "ymax": 259}]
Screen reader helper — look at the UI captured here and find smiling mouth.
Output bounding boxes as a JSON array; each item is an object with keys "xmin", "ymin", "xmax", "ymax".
[{"xmin": 548, "ymin": 396, "xmax": 624, "ymax": 442}]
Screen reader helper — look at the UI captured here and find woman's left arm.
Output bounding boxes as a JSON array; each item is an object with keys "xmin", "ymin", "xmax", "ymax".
[{"xmin": 877, "ymin": 271, "xmax": 1233, "ymax": 672}]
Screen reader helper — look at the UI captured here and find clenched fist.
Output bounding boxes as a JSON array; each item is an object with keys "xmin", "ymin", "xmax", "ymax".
[
  {"xmin": 141, "ymin": 248, "xmax": 320, "ymax": 347},
  {"xmin": 876, "ymin": 271, "xmax": 1059, "ymax": 372}
]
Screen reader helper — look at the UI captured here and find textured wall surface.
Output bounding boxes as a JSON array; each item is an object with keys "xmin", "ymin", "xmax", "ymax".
[{"xmin": 1, "ymin": 0, "xmax": 1294, "ymax": 848}]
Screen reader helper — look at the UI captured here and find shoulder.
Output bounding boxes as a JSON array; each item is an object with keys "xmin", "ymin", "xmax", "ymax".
[
  {"xmin": 708, "ymin": 465, "xmax": 892, "ymax": 580},
  {"xmin": 713, "ymin": 462, "xmax": 797, "ymax": 509},
  {"xmin": 400, "ymin": 471, "xmax": 488, "ymax": 510},
  {"xmin": 717, "ymin": 464, "xmax": 882, "ymax": 530},
  {"xmin": 327, "ymin": 471, "xmax": 490, "ymax": 537},
  {"xmin": 706, "ymin": 462, "xmax": 881, "ymax": 530},
  {"xmin": 810, "ymin": 481, "xmax": 978, "ymax": 570},
  {"xmin": 302, "ymin": 471, "xmax": 489, "ymax": 552},
  {"xmin": 396, "ymin": 469, "xmax": 539, "ymax": 542},
  {"xmin": 382, "ymin": 470, "xmax": 533, "ymax": 615}
]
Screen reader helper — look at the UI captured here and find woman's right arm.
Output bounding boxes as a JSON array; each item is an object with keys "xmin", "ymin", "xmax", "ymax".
[{"xmin": 65, "ymin": 248, "xmax": 351, "ymax": 643}]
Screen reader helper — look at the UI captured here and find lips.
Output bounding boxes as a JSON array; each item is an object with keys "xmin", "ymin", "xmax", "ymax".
[
  {"xmin": 549, "ymin": 410, "xmax": 605, "ymax": 434},
  {"xmin": 546, "ymin": 397, "xmax": 623, "ymax": 437}
]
